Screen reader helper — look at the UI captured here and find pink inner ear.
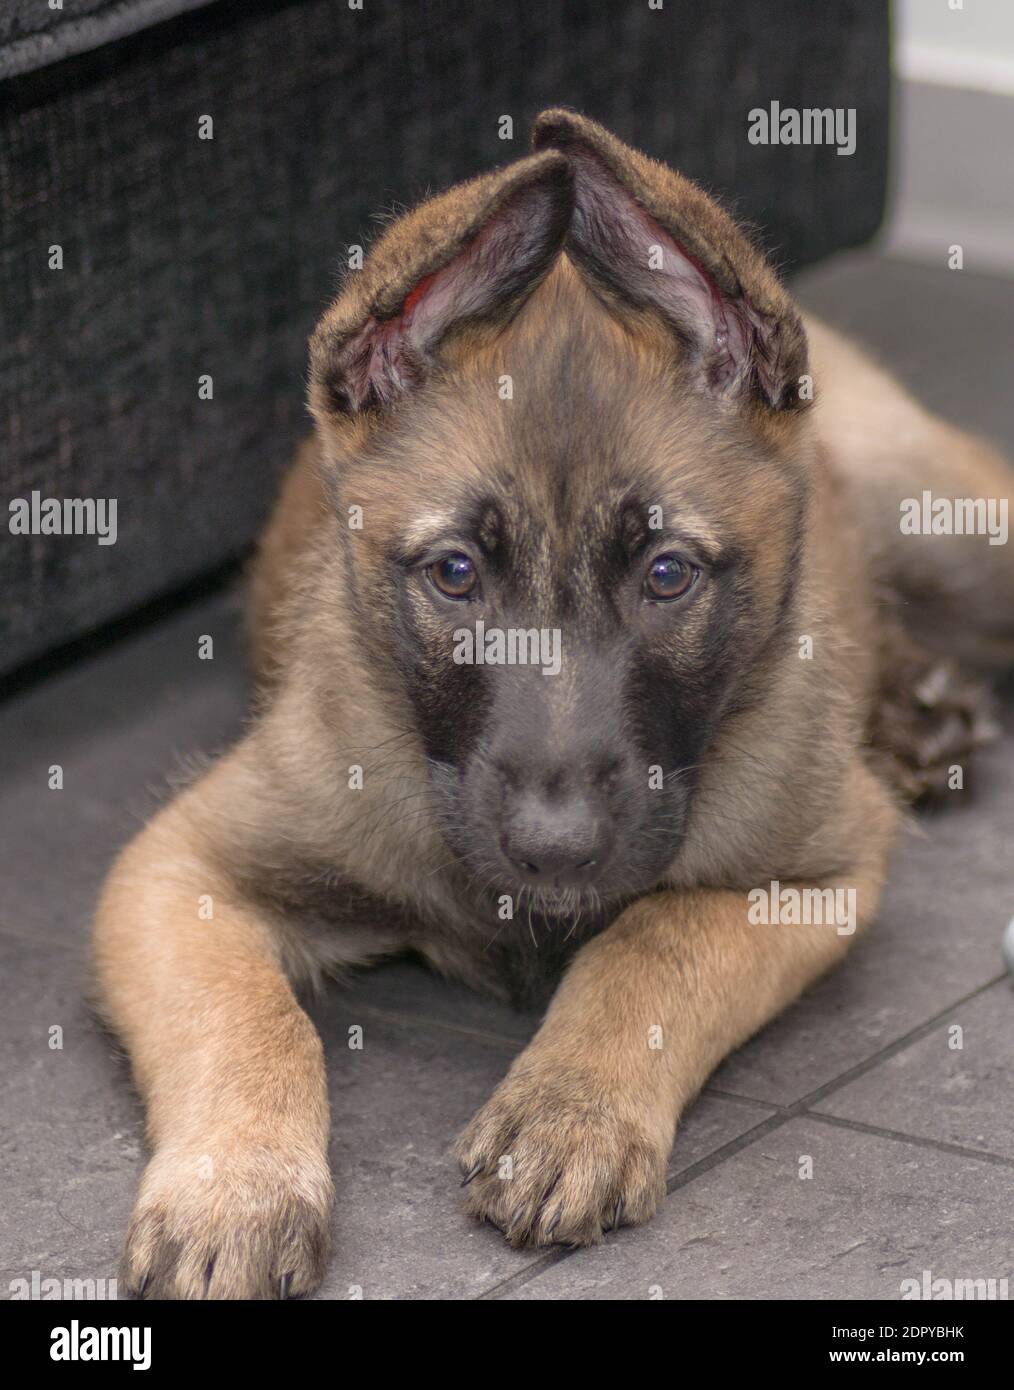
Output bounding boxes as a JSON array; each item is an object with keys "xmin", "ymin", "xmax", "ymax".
[
  {"xmin": 629, "ymin": 202, "xmax": 754, "ymax": 393},
  {"xmin": 331, "ymin": 177, "xmax": 569, "ymax": 413},
  {"xmin": 401, "ymin": 272, "xmax": 439, "ymax": 319},
  {"xmin": 335, "ymin": 252, "xmax": 490, "ymax": 411},
  {"xmin": 566, "ymin": 150, "xmax": 757, "ymax": 395},
  {"xmin": 336, "ymin": 312, "xmax": 418, "ymax": 411},
  {"xmin": 334, "ymin": 270, "xmax": 449, "ymax": 411}
]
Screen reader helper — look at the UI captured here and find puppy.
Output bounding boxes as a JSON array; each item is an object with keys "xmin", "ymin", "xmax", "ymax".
[{"xmin": 93, "ymin": 109, "xmax": 1014, "ymax": 1298}]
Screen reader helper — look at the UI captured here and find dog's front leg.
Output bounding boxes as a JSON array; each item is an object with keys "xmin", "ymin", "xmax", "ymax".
[
  {"xmin": 457, "ymin": 831, "xmax": 892, "ymax": 1247},
  {"xmin": 93, "ymin": 780, "xmax": 332, "ymax": 1300}
]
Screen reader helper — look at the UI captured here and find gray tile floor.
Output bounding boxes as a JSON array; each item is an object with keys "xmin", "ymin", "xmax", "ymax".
[{"xmin": 1, "ymin": 254, "xmax": 1012, "ymax": 1300}]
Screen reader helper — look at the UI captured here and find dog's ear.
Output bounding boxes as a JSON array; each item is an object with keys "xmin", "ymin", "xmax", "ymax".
[
  {"xmin": 309, "ymin": 151, "xmax": 573, "ymax": 416},
  {"xmin": 532, "ymin": 108, "xmax": 808, "ymax": 411}
]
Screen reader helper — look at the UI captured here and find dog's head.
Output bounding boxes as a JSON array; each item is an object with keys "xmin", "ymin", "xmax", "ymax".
[{"xmin": 308, "ymin": 110, "xmax": 814, "ymax": 913}]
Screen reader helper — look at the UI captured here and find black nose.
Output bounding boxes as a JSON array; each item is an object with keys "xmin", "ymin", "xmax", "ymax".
[{"xmin": 501, "ymin": 790, "xmax": 613, "ymax": 887}]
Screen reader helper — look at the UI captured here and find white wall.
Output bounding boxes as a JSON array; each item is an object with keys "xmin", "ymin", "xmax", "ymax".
[
  {"xmin": 895, "ymin": 0, "xmax": 1014, "ymax": 93},
  {"xmin": 885, "ymin": 0, "xmax": 1014, "ymax": 275}
]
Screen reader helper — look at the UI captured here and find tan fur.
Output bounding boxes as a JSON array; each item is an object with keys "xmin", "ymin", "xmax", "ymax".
[
  {"xmin": 93, "ymin": 766, "xmax": 333, "ymax": 1299},
  {"xmin": 247, "ymin": 434, "xmax": 330, "ymax": 687},
  {"xmin": 92, "ymin": 112, "xmax": 1014, "ymax": 1297}
]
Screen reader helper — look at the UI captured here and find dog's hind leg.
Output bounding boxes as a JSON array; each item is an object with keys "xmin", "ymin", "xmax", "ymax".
[
  {"xmin": 806, "ymin": 314, "xmax": 1014, "ymax": 673},
  {"xmin": 867, "ymin": 615, "xmax": 1000, "ymax": 801}
]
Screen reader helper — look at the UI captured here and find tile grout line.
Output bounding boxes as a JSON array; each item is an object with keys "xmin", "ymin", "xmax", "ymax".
[
  {"xmin": 340, "ymin": 1000, "xmax": 527, "ymax": 1053},
  {"xmin": 346, "ymin": 968, "xmax": 1010, "ymax": 1075},
  {"xmin": 707, "ymin": 970, "xmax": 1010, "ymax": 1119},
  {"xmin": 778, "ymin": 971, "xmax": 1010, "ymax": 1113},
  {"xmin": 704, "ymin": 1086, "xmax": 788, "ymax": 1109},
  {"xmin": 477, "ymin": 970, "xmax": 1010, "ymax": 1300},
  {"xmin": 801, "ymin": 1110, "xmax": 1014, "ymax": 1170}
]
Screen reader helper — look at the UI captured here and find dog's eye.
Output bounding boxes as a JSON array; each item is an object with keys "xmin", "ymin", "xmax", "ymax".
[
  {"xmin": 429, "ymin": 553, "xmax": 478, "ymax": 599},
  {"xmin": 645, "ymin": 554, "xmax": 697, "ymax": 601}
]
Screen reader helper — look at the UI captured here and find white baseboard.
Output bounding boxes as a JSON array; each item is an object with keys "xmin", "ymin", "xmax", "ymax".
[{"xmin": 881, "ymin": 80, "xmax": 1014, "ymax": 278}]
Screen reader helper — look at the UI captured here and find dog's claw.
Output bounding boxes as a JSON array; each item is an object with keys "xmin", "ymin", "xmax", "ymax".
[
  {"xmin": 136, "ymin": 1272, "xmax": 149, "ymax": 1297},
  {"xmin": 612, "ymin": 1197, "xmax": 624, "ymax": 1232},
  {"xmin": 279, "ymin": 1272, "xmax": 292, "ymax": 1300},
  {"xmin": 460, "ymin": 1161, "xmax": 484, "ymax": 1187}
]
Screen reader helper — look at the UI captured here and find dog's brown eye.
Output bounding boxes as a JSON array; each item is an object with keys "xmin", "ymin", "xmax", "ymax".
[
  {"xmin": 645, "ymin": 554, "xmax": 696, "ymax": 601},
  {"xmin": 429, "ymin": 553, "xmax": 477, "ymax": 599}
]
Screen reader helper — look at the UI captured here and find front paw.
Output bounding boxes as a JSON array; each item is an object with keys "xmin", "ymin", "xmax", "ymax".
[
  {"xmin": 123, "ymin": 1142, "xmax": 334, "ymax": 1300},
  {"xmin": 455, "ymin": 1058, "xmax": 668, "ymax": 1248}
]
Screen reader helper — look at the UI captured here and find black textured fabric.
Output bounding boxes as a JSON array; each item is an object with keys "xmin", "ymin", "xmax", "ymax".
[
  {"xmin": 0, "ymin": 1, "xmax": 216, "ymax": 81},
  {"xmin": 0, "ymin": 0, "xmax": 890, "ymax": 675}
]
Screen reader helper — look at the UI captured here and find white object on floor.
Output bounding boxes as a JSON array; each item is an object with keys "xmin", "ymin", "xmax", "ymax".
[{"xmin": 1003, "ymin": 915, "xmax": 1014, "ymax": 976}]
